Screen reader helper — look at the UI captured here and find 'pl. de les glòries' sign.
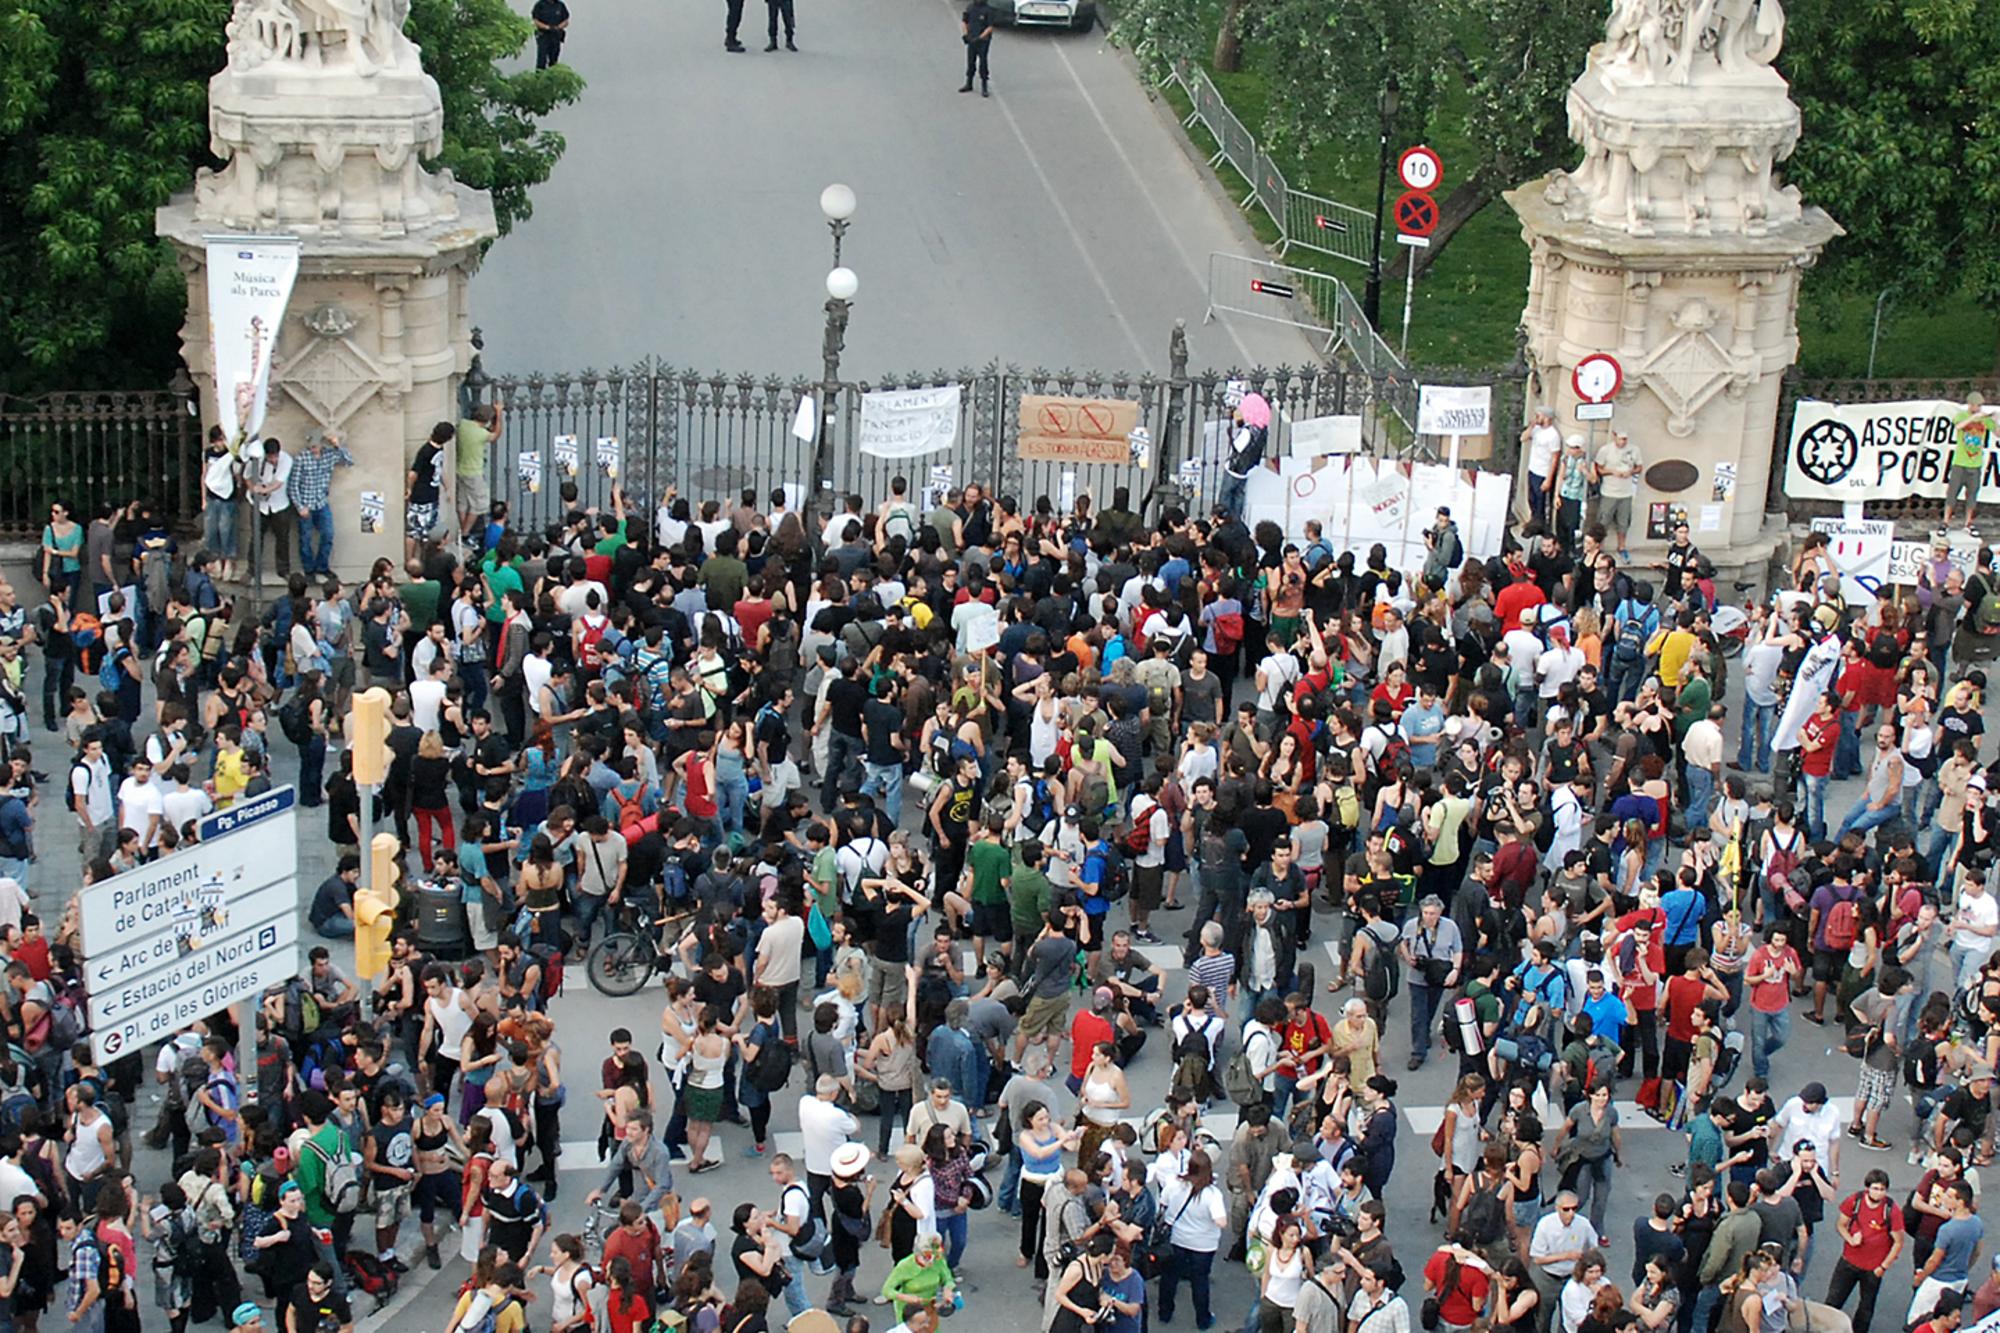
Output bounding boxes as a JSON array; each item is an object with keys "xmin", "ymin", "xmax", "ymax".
[{"xmin": 1786, "ymin": 398, "xmax": 1997, "ymax": 503}]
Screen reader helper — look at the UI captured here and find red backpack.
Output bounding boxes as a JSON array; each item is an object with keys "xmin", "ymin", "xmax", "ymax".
[
  {"xmin": 1823, "ymin": 887, "xmax": 1861, "ymax": 951},
  {"xmin": 1210, "ymin": 608, "xmax": 1245, "ymax": 656}
]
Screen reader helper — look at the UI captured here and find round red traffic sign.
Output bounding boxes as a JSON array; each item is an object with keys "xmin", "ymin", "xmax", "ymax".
[
  {"xmin": 1572, "ymin": 353, "xmax": 1623, "ymax": 404},
  {"xmin": 1397, "ymin": 145, "xmax": 1443, "ymax": 192},
  {"xmin": 1393, "ymin": 190, "xmax": 1438, "ymax": 238}
]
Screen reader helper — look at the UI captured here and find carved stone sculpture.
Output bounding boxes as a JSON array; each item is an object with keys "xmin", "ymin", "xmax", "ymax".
[{"xmin": 226, "ymin": 0, "xmax": 418, "ymax": 76}]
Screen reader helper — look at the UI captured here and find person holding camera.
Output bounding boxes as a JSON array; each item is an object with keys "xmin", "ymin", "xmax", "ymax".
[
  {"xmin": 1049, "ymin": 1233, "xmax": 1132, "ymax": 1333},
  {"xmin": 1399, "ymin": 896, "xmax": 1465, "ymax": 1071}
]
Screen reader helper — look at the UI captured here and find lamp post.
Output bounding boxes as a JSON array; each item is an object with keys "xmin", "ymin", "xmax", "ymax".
[
  {"xmin": 820, "ymin": 182, "xmax": 855, "ymax": 267},
  {"xmin": 813, "ymin": 265, "xmax": 858, "ymax": 507},
  {"xmin": 1362, "ymin": 75, "xmax": 1400, "ymax": 329}
]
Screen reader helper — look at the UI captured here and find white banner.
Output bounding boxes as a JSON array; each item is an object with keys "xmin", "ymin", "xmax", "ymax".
[
  {"xmin": 206, "ymin": 236, "xmax": 301, "ymax": 445},
  {"xmin": 856, "ymin": 385, "xmax": 961, "ymax": 459},
  {"xmin": 1787, "ymin": 397, "xmax": 1999, "ymax": 502},
  {"xmin": 1417, "ymin": 384, "xmax": 1492, "ymax": 436},
  {"xmin": 1808, "ymin": 516, "xmax": 1895, "ymax": 601}
]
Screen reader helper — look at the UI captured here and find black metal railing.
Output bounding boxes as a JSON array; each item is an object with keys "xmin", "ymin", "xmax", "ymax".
[{"xmin": 0, "ymin": 380, "xmax": 203, "ymax": 537}]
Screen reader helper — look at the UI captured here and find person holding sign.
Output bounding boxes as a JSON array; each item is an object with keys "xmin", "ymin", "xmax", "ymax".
[{"xmin": 1943, "ymin": 392, "xmax": 1992, "ymax": 535}]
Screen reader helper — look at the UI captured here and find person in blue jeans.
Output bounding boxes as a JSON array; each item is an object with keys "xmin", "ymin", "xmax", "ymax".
[
  {"xmin": 1745, "ymin": 925, "xmax": 1801, "ymax": 1082},
  {"xmin": 1836, "ymin": 724, "xmax": 1906, "ymax": 842},
  {"xmin": 1156, "ymin": 1150, "xmax": 1229, "ymax": 1328}
]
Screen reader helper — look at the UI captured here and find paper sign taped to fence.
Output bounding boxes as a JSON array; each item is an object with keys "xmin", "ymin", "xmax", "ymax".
[
  {"xmin": 594, "ymin": 436, "xmax": 621, "ymax": 479},
  {"xmin": 792, "ymin": 396, "xmax": 817, "ymax": 443},
  {"xmin": 518, "ymin": 450, "xmax": 543, "ymax": 494},
  {"xmin": 1786, "ymin": 398, "xmax": 1999, "ymax": 503},
  {"xmin": 1288, "ymin": 415, "xmax": 1363, "ymax": 458},
  {"xmin": 1417, "ymin": 384, "xmax": 1492, "ymax": 436},
  {"xmin": 1017, "ymin": 396, "xmax": 1143, "ymax": 464},
  {"xmin": 552, "ymin": 434, "xmax": 578, "ymax": 477},
  {"xmin": 359, "ymin": 492, "xmax": 384, "ymax": 534},
  {"xmin": 1809, "ymin": 516, "xmax": 1895, "ymax": 601},
  {"xmin": 856, "ymin": 386, "xmax": 960, "ymax": 458}
]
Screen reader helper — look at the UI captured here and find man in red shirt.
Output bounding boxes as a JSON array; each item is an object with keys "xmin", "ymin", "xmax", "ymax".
[
  {"xmin": 1490, "ymin": 822, "xmax": 1539, "ymax": 911},
  {"xmin": 1612, "ymin": 914, "xmax": 1664, "ymax": 1081},
  {"xmin": 1745, "ymin": 922, "xmax": 1802, "ymax": 1081},
  {"xmin": 1421, "ymin": 1238, "xmax": 1494, "ymax": 1332},
  {"xmin": 1799, "ymin": 690, "xmax": 1839, "ymax": 842},
  {"xmin": 1660, "ymin": 948, "xmax": 1727, "ymax": 1084},
  {"xmin": 1067, "ymin": 988, "xmax": 1116, "ymax": 1085},
  {"xmin": 1825, "ymin": 1169, "xmax": 1905, "ymax": 1333},
  {"xmin": 1492, "ymin": 563, "xmax": 1546, "ymax": 633},
  {"xmin": 1276, "ymin": 990, "xmax": 1332, "ymax": 1116},
  {"xmin": 600, "ymin": 1197, "xmax": 666, "ymax": 1294}
]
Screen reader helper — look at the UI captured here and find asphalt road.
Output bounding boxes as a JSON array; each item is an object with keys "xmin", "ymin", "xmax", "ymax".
[{"xmin": 468, "ymin": 0, "xmax": 1320, "ymax": 377}]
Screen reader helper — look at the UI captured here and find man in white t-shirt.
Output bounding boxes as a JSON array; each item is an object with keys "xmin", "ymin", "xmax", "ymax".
[
  {"xmin": 69, "ymin": 737, "xmax": 114, "ymax": 858},
  {"xmin": 116, "ymin": 757, "xmax": 165, "ymax": 854},
  {"xmin": 1521, "ymin": 406, "xmax": 1561, "ymax": 532},
  {"xmin": 1254, "ymin": 643, "xmax": 1301, "ymax": 740},
  {"xmin": 1951, "ymin": 872, "xmax": 2000, "ymax": 987},
  {"xmin": 1769, "ymin": 1081, "xmax": 1841, "ymax": 1176},
  {"xmin": 410, "ymin": 655, "xmax": 450, "ymax": 734},
  {"xmin": 160, "ymin": 766, "xmax": 214, "ymax": 836},
  {"xmin": 795, "ymin": 1076, "xmax": 858, "ymax": 1219}
]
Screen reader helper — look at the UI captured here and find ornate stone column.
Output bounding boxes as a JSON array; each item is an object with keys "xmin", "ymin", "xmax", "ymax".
[
  {"xmin": 1504, "ymin": 0, "xmax": 1840, "ymax": 567},
  {"xmin": 157, "ymin": 0, "xmax": 498, "ymax": 582}
]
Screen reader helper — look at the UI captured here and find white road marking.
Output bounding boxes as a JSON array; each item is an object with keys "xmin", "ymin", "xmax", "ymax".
[{"xmin": 1048, "ymin": 42, "xmax": 1256, "ymax": 366}]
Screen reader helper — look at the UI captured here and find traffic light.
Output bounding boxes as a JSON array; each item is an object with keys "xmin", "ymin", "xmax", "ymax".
[
  {"xmin": 351, "ymin": 687, "xmax": 391, "ymax": 786},
  {"xmin": 354, "ymin": 832, "xmax": 402, "ymax": 981}
]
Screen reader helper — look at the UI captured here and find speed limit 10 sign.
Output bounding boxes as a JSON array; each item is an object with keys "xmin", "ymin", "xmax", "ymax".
[{"xmin": 1397, "ymin": 145, "xmax": 1443, "ymax": 193}]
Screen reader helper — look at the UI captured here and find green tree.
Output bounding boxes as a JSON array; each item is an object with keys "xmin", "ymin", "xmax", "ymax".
[
  {"xmin": 0, "ymin": 0, "xmax": 581, "ymax": 393},
  {"xmin": 1781, "ymin": 0, "xmax": 2000, "ymax": 364}
]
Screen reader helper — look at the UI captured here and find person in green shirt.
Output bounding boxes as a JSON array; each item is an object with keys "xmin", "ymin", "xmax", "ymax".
[
  {"xmin": 481, "ymin": 549, "xmax": 525, "ymax": 624},
  {"xmin": 807, "ymin": 823, "xmax": 840, "ymax": 920},
  {"xmin": 399, "ymin": 567, "xmax": 442, "ymax": 632},
  {"xmin": 880, "ymin": 1233, "xmax": 956, "ymax": 1313},
  {"xmin": 1673, "ymin": 656, "xmax": 1713, "ymax": 743},
  {"xmin": 1945, "ymin": 392, "xmax": 1992, "ymax": 532},
  {"xmin": 291, "ymin": 1092, "xmax": 348, "ymax": 1230},
  {"xmin": 698, "ymin": 529, "xmax": 748, "ymax": 610},
  {"xmin": 962, "ymin": 818, "xmax": 1013, "ymax": 960},
  {"xmin": 455, "ymin": 402, "xmax": 502, "ymax": 546},
  {"xmin": 1007, "ymin": 840, "xmax": 1053, "ymax": 966},
  {"xmin": 590, "ymin": 487, "xmax": 630, "ymax": 556}
]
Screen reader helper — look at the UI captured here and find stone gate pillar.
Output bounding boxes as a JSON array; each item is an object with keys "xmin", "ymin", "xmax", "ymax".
[
  {"xmin": 157, "ymin": 0, "xmax": 497, "ymax": 583},
  {"xmin": 1504, "ymin": 0, "xmax": 1840, "ymax": 571}
]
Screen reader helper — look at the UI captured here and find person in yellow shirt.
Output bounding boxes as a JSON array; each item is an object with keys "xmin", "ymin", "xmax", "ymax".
[
  {"xmin": 213, "ymin": 726, "xmax": 249, "ymax": 807},
  {"xmin": 1655, "ymin": 606, "xmax": 1700, "ymax": 701}
]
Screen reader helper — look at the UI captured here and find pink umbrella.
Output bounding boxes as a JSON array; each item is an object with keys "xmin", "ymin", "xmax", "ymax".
[{"xmin": 1238, "ymin": 392, "xmax": 1272, "ymax": 430}]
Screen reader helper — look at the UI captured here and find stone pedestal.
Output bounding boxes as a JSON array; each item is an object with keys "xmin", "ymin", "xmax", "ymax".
[
  {"xmin": 1505, "ymin": 0, "xmax": 1840, "ymax": 570},
  {"xmin": 156, "ymin": 0, "xmax": 497, "ymax": 583}
]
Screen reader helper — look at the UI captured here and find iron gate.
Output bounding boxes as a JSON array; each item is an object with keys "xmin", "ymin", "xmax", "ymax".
[{"xmin": 478, "ymin": 358, "xmax": 1519, "ymax": 533}]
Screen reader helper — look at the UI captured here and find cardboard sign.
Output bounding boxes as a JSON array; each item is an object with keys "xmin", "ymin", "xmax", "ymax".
[{"xmin": 1017, "ymin": 396, "xmax": 1143, "ymax": 464}]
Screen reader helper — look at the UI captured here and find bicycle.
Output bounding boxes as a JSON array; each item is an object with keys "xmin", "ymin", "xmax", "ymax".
[{"xmin": 584, "ymin": 903, "xmax": 691, "ymax": 997}]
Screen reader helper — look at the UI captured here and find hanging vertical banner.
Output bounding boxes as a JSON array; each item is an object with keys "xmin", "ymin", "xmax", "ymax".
[{"xmin": 205, "ymin": 236, "xmax": 302, "ymax": 446}]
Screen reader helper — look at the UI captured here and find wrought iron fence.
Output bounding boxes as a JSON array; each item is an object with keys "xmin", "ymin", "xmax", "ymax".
[
  {"xmin": 0, "ymin": 383, "xmax": 202, "ymax": 538},
  {"xmin": 476, "ymin": 358, "xmax": 1521, "ymax": 528}
]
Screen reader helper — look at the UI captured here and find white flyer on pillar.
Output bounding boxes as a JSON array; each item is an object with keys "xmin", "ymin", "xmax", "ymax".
[
  {"xmin": 1416, "ymin": 384, "xmax": 1492, "ymax": 437},
  {"xmin": 856, "ymin": 385, "xmax": 961, "ymax": 458},
  {"xmin": 205, "ymin": 236, "xmax": 301, "ymax": 445}
]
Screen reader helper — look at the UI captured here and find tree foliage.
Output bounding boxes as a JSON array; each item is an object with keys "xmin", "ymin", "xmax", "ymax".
[
  {"xmin": 0, "ymin": 0, "xmax": 581, "ymax": 393},
  {"xmin": 1782, "ymin": 0, "xmax": 2000, "ymax": 318}
]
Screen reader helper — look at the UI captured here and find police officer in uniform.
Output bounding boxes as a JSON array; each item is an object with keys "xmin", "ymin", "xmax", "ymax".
[
  {"xmin": 765, "ymin": 0, "xmax": 796, "ymax": 51},
  {"xmin": 960, "ymin": 0, "xmax": 995, "ymax": 97},
  {"xmin": 531, "ymin": 0, "xmax": 569, "ymax": 67}
]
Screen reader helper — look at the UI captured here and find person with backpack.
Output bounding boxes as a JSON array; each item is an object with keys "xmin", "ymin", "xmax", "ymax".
[
  {"xmin": 1805, "ymin": 858, "xmax": 1867, "ymax": 1026},
  {"xmin": 1168, "ymin": 986, "xmax": 1224, "ymax": 1104},
  {"xmin": 1605, "ymin": 584, "xmax": 1661, "ymax": 706}
]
